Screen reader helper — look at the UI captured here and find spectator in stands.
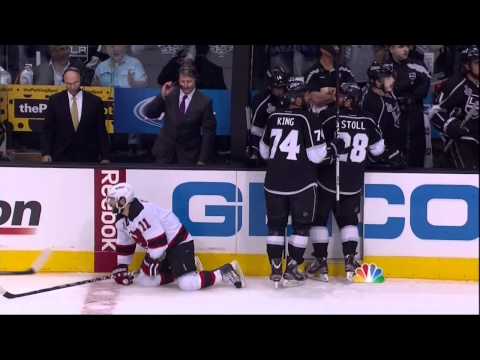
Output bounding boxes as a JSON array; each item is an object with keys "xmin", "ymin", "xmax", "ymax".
[
  {"xmin": 293, "ymin": 45, "xmax": 319, "ymax": 77},
  {"xmin": 268, "ymin": 45, "xmax": 295, "ymax": 76},
  {"xmin": 157, "ymin": 45, "xmax": 226, "ymax": 90},
  {"xmin": 34, "ymin": 45, "xmax": 92, "ymax": 86},
  {"xmin": 144, "ymin": 63, "xmax": 216, "ymax": 165},
  {"xmin": 92, "ymin": 45, "xmax": 148, "ymax": 158},
  {"xmin": 92, "ymin": 45, "xmax": 147, "ymax": 88},
  {"xmin": 41, "ymin": 67, "xmax": 110, "ymax": 163}
]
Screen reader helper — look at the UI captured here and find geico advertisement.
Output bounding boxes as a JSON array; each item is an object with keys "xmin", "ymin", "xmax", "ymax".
[
  {"xmin": 126, "ymin": 169, "xmax": 349, "ymax": 258},
  {"xmin": 6, "ymin": 85, "xmax": 114, "ymax": 133},
  {"xmin": 0, "ymin": 167, "xmax": 94, "ymax": 251},
  {"xmin": 363, "ymin": 172, "xmax": 479, "ymax": 258}
]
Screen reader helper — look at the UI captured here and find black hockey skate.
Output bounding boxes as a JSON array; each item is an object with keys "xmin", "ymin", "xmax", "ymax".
[
  {"xmin": 269, "ymin": 258, "xmax": 283, "ymax": 288},
  {"xmin": 306, "ymin": 257, "xmax": 329, "ymax": 282},
  {"xmin": 219, "ymin": 261, "xmax": 245, "ymax": 288},
  {"xmin": 344, "ymin": 254, "xmax": 361, "ymax": 282},
  {"xmin": 282, "ymin": 259, "xmax": 306, "ymax": 287}
]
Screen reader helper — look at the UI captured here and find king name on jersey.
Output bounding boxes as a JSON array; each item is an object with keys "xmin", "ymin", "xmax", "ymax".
[
  {"xmin": 277, "ymin": 116, "xmax": 295, "ymax": 126},
  {"xmin": 340, "ymin": 119, "xmax": 366, "ymax": 130}
]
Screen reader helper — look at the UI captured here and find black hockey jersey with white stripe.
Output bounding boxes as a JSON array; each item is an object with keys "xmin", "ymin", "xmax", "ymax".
[
  {"xmin": 430, "ymin": 75, "xmax": 479, "ymax": 142},
  {"xmin": 260, "ymin": 108, "xmax": 326, "ymax": 194},
  {"xmin": 317, "ymin": 108, "xmax": 385, "ymax": 195}
]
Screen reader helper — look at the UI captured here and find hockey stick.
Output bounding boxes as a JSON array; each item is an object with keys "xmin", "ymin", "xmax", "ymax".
[
  {"xmin": 0, "ymin": 274, "xmax": 113, "ymax": 299},
  {"xmin": 335, "ymin": 46, "xmax": 342, "ymax": 214},
  {"xmin": 1, "ymin": 256, "xmax": 204, "ymax": 299},
  {"xmin": 0, "ymin": 248, "xmax": 52, "ymax": 275}
]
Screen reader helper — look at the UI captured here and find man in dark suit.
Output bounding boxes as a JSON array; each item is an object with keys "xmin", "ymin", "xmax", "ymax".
[
  {"xmin": 41, "ymin": 67, "xmax": 110, "ymax": 163},
  {"xmin": 144, "ymin": 63, "xmax": 216, "ymax": 165}
]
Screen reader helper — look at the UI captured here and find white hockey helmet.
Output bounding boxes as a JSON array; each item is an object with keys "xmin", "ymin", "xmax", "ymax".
[{"xmin": 107, "ymin": 182, "xmax": 135, "ymax": 214}]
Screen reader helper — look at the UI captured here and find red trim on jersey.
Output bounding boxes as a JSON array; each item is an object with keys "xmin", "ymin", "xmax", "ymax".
[
  {"xmin": 147, "ymin": 233, "xmax": 168, "ymax": 249},
  {"xmin": 199, "ymin": 271, "xmax": 206, "ymax": 288},
  {"xmin": 116, "ymin": 243, "xmax": 136, "ymax": 256},
  {"xmin": 167, "ymin": 226, "xmax": 189, "ymax": 249},
  {"xmin": 130, "ymin": 229, "xmax": 147, "ymax": 247}
]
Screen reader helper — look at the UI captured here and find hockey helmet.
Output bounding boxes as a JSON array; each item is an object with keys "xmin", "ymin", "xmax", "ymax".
[
  {"xmin": 283, "ymin": 78, "xmax": 307, "ymax": 107},
  {"xmin": 107, "ymin": 182, "xmax": 135, "ymax": 214},
  {"xmin": 266, "ymin": 66, "xmax": 289, "ymax": 88},
  {"xmin": 367, "ymin": 61, "xmax": 395, "ymax": 82},
  {"xmin": 338, "ymin": 82, "xmax": 362, "ymax": 107}
]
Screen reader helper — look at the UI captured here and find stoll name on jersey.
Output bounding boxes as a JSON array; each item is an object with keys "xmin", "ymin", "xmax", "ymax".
[
  {"xmin": 340, "ymin": 119, "xmax": 366, "ymax": 130},
  {"xmin": 277, "ymin": 117, "xmax": 295, "ymax": 126}
]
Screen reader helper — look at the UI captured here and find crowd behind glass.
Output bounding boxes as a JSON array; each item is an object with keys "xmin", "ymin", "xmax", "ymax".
[{"xmin": 0, "ymin": 44, "xmax": 477, "ymax": 170}]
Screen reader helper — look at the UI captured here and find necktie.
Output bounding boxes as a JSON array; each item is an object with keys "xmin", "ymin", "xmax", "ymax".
[
  {"xmin": 179, "ymin": 94, "xmax": 188, "ymax": 115},
  {"xmin": 71, "ymin": 95, "xmax": 79, "ymax": 131}
]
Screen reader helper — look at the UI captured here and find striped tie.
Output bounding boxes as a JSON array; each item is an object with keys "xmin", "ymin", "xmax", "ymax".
[{"xmin": 71, "ymin": 95, "xmax": 79, "ymax": 131}]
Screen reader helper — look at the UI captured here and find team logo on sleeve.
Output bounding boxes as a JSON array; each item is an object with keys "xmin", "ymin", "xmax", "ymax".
[{"xmin": 267, "ymin": 103, "xmax": 276, "ymax": 114}]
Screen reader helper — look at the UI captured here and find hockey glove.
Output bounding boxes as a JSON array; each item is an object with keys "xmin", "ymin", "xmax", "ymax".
[
  {"xmin": 444, "ymin": 118, "xmax": 470, "ymax": 139},
  {"xmin": 326, "ymin": 137, "xmax": 347, "ymax": 162},
  {"xmin": 142, "ymin": 253, "xmax": 166, "ymax": 277},
  {"xmin": 112, "ymin": 264, "xmax": 134, "ymax": 285}
]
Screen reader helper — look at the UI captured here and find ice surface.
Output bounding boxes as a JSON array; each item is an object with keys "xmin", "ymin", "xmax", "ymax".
[{"xmin": 1, "ymin": 274, "xmax": 478, "ymax": 314}]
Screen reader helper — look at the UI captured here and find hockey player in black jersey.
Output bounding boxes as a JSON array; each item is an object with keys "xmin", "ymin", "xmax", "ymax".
[
  {"xmin": 429, "ymin": 46, "xmax": 478, "ymax": 170},
  {"xmin": 388, "ymin": 45, "xmax": 431, "ymax": 167},
  {"xmin": 361, "ymin": 61, "xmax": 406, "ymax": 168},
  {"xmin": 307, "ymin": 83, "xmax": 397, "ymax": 282},
  {"xmin": 259, "ymin": 78, "xmax": 344, "ymax": 288},
  {"xmin": 248, "ymin": 66, "xmax": 289, "ymax": 162}
]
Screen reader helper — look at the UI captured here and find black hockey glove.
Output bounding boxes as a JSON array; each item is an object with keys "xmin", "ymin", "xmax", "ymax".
[
  {"xmin": 326, "ymin": 137, "xmax": 347, "ymax": 162},
  {"xmin": 444, "ymin": 118, "xmax": 470, "ymax": 139}
]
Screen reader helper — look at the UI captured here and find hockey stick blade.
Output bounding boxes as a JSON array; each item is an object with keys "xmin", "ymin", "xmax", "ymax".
[
  {"xmin": 0, "ymin": 248, "xmax": 52, "ymax": 275},
  {"xmin": 1, "ymin": 274, "xmax": 112, "ymax": 299}
]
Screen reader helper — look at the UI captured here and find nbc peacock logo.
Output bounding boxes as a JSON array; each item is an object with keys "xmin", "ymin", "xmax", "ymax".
[{"xmin": 353, "ymin": 263, "xmax": 385, "ymax": 284}]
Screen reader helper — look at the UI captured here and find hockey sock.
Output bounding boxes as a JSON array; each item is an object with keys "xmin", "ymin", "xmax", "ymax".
[
  {"xmin": 287, "ymin": 244, "xmax": 306, "ymax": 265},
  {"xmin": 198, "ymin": 271, "xmax": 219, "ymax": 288},
  {"xmin": 342, "ymin": 241, "xmax": 358, "ymax": 256},
  {"xmin": 312, "ymin": 243, "xmax": 328, "ymax": 258},
  {"xmin": 267, "ymin": 244, "xmax": 284, "ymax": 262}
]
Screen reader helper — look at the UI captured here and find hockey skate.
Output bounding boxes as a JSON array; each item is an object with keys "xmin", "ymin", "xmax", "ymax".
[
  {"xmin": 218, "ymin": 261, "xmax": 245, "ymax": 288},
  {"xmin": 282, "ymin": 259, "xmax": 306, "ymax": 287},
  {"xmin": 306, "ymin": 257, "xmax": 329, "ymax": 282},
  {"xmin": 269, "ymin": 258, "xmax": 283, "ymax": 289},
  {"xmin": 344, "ymin": 254, "xmax": 361, "ymax": 282}
]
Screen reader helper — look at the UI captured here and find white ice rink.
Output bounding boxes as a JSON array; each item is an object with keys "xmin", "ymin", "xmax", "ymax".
[{"xmin": 1, "ymin": 274, "xmax": 478, "ymax": 315}]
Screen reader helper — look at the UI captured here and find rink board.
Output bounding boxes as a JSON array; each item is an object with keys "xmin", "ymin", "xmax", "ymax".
[{"xmin": 0, "ymin": 167, "xmax": 477, "ymax": 280}]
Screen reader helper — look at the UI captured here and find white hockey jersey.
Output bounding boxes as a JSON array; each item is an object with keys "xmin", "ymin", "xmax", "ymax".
[{"xmin": 115, "ymin": 198, "xmax": 193, "ymax": 265}]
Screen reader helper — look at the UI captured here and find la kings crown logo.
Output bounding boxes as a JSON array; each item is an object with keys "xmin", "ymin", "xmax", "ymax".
[{"xmin": 464, "ymin": 86, "xmax": 479, "ymax": 119}]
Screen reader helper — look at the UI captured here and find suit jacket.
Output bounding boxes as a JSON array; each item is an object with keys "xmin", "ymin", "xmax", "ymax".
[
  {"xmin": 145, "ymin": 87, "xmax": 216, "ymax": 163},
  {"xmin": 34, "ymin": 59, "xmax": 93, "ymax": 86},
  {"xmin": 41, "ymin": 90, "xmax": 110, "ymax": 162}
]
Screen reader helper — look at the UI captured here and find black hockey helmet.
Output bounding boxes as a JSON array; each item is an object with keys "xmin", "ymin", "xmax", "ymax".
[
  {"xmin": 367, "ymin": 61, "xmax": 395, "ymax": 83},
  {"xmin": 266, "ymin": 66, "xmax": 289, "ymax": 88},
  {"xmin": 464, "ymin": 46, "xmax": 479, "ymax": 63},
  {"xmin": 338, "ymin": 82, "xmax": 362, "ymax": 107},
  {"xmin": 282, "ymin": 78, "xmax": 306, "ymax": 107}
]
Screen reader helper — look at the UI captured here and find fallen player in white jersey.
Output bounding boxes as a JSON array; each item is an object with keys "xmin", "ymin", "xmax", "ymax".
[{"xmin": 107, "ymin": 183, "xmax": 245, "ymax": 291}]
